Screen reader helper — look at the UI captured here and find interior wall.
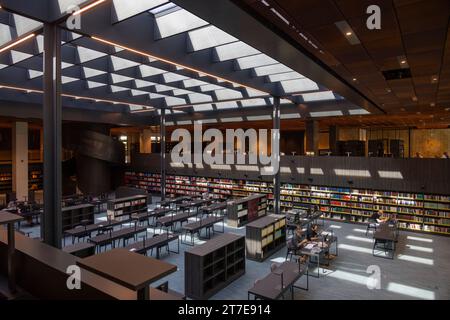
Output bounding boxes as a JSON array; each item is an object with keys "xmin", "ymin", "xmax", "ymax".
[{"xmin": 411, "ymin": 128, "xmax": 450, "ymax": 158}]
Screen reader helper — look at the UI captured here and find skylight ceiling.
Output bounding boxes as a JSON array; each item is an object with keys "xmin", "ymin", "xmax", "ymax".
[{"xmin": 0, "ymin": 1, "xmax": 364, "ymax": 118}]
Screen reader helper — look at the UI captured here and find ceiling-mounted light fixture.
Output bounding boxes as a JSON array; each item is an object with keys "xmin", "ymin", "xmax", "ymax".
[
  {"xmin": 0, "ymin": 33, "xmax": 35, "ymax": 53},
  {"xmin": 335, "ymin": 21, "xmax": 360, "ymax": 45},
  {"xmin": 71, "ymin": 0, "xmax": 106, "ymax": 16},
  {"xmin": 0, "ymin": 83, "xmax": 155, "ymax": 110},
  {"xmin": 397, "ymin": 56, "xmax": 409, "ymax": 68}
]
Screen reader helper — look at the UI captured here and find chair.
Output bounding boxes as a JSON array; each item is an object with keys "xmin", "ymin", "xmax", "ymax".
[
  {"xmin": 270, "ymin": 262, "xmax": 280, "ymax": 272},
  {"xmin": 156, "ymin": 281, "xmax": 186, "ymax": 300},
  {"xmin": 366, "ymin": 219, "xmax": 378, "ymax": 236},
  {"xmin": 286, "ymin": 239, "xmax": 298, "ymax": 261},
  {"xmin": 150, "ymin": 234, "xmax": 170, "ymax": 258},
  {"xmin": 73, "ymin": 225, "xmax": 87, "ymax": 243}
]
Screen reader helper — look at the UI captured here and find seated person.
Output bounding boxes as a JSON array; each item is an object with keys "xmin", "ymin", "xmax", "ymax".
[
  {"xmin": 370, "ymin": 210, "xmax": 384, "ymax": 223},
  {"xmin": 306, "ymin": 223, "xmax": 320, "ymax": 241},
  {"xmin": 290, "ymin": 227, "xmax": 309, "ymax": 264}
]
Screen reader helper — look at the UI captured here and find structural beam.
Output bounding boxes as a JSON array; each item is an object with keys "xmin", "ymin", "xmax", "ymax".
[
  {"xmin": 160, "ymin": 108, "xmax": 166, "ymax": 201},
  {"xmin": 273, "ymin": 96, "xmax": 281, "ymax": 215},
  {"xmin": 41, "ymin": 23, "xmax": 62, "ymax": 248}
]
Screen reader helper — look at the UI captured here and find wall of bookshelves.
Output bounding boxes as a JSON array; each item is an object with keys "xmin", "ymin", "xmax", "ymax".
[
  {"xmin": 125, "ymin": 171, "xmax": 450, "ymax": 236},
  {"xmin": 0, "ymin": 163, "xmax": 43, "ymax": 194}
]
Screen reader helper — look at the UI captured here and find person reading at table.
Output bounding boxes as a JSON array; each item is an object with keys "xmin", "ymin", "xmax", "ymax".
[
  {"xmin": 370, "ymin": 210, "xmax": 384, "ymax": 224},
  {"xmin": 306, "ymin": 223, "xmax": 319, "ymax": 241},
  {"xmin": 289, "ymin": 227, "xmax": 309, "ymax": 263}
]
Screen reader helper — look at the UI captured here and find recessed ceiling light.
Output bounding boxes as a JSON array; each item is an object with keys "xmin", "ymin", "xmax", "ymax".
[
  {"xmin": 431, "ymin": 76, "xmax": 439, "ymax": 82},
  {"xmin": 352, "ymin": 78, "xmax": 357, "ymax": 82},
  {"xmin": 412, "ymin": 96, "xmax": 418, "ymax": 102},
  {"xmin": 346, "ymin": 32, "xmax": 352, "ymax": 36},
  {"xmin": 430, "ymin": 102, "xmax": 435, "ymax": 107},
  {"xmin": 400, "ymin": 60, "xmax": 407, "ymax": 64}
]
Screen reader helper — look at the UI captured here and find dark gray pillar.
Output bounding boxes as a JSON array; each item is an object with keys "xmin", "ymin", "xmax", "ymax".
[
  {"xmin": 160, "ymin": 108, "xmax": 166, "ymax": 201},
  {"xmin": 329, "ymin": 125, "xmax": 339, "ymax": 155},
  {"xmin": 305, "ymin": 119, "xmax": 320, "ymax": 155},
  {"xmin": 41, "ymin": 23, "xmax": 62, "ymax": 248},
  {"xmin": 273, "ymin": 97, "xmax": 281, "ymax": 215}
]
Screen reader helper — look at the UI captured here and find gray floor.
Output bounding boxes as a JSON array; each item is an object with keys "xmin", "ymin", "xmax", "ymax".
[{"xmin": 19, "ymin": 198, "xmax": 450, "ymax": 300}]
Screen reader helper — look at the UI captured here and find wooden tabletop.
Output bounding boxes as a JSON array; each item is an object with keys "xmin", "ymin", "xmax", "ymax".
[
  {"xmin": 0, "ymin": 211, "xmax": 24, "ymax": 225},
  {"xmin": 63, "ymin": 242, "xmax": 96, "ymax": 254},
  {"xmin": 76, "ymin": 248, "xmax": 177, "ymax": 291},
  {"xmin": 248, "ymin": 261, "xmax": 305, "ymax": 300}
]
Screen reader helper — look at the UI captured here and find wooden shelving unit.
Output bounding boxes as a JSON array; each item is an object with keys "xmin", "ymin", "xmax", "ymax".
[
  {"xmin": 125, "ymin": 171, "xmax": 450, "ymax": 236},
  {"xmin": 28, "ymin": 163, "xmax": 43, "ymax": 191},
  {"xmin": 106, "ymin": 195, "xmax": 147, "ymax": 219},
  {"xmin": 246, "ymin": 214, "xmax": 286, "ymax": 261},
  {"xmin": 227, "ymin": 194, "xmax": 267, "ymax": 228},
  {"xmin": 62, "ymin": 204, "xmax": 95, "ymax": 231},
  {"xmin": 185, "ymin": 233, "xmax": 245, "ymax": 300}
]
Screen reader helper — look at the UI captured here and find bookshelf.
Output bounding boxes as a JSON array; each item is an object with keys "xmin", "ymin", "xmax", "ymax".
[
  {"xmin": 227, "ymin": 194, "xmax": 267, "ymax": 227},
  {"xmin": 0, "ymin": 163, "xmax": 43, "ymax": 194},
  {"xmin": 185, "ymin": 233, "xmax": 245, "ymax": 300},
  {"xmin": 29, "ymin": 163, "xmax": 43, "ymax": 191},
  {"xmin": 106, "ymin": 195, "xmax": 147, "ymax": 220},
  {"xmin": 125, "ymin": 171, "xmax": 450, "ymax": 236},
  {"xmin": 62, "ymin": 204, "xmax": 95, "ymax": 231},
  {"xmin": 246, "ymin": 214, "xmax": 286, "ymax": 261},
  {"xmin": 0, "ymin": 165, "xmax": 12, "ymax": 193}
]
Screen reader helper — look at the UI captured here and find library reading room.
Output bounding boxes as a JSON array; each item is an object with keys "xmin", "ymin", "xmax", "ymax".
[{"xmin": 0, "ymin": 0, "xmax": 450, "ymax": 304}]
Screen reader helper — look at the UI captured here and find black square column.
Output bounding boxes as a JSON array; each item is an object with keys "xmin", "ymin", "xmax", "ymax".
[{"xmin": 41, "ymin": 23, "xmax": 62, "ymax": 248}]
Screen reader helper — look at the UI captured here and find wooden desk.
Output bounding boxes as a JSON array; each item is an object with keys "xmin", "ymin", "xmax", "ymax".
[
  {"xmin": 181, "ymin": 216, "xmax": 225, "ymax": 245},
  {"xmin": 124, "ymin": 233, "xmax": 179, "ymax": 259},
  {"xmin": 131, "ymin": 208, "xmax": 172, "ymax": 226},
  {"xmin": 0, "ymin": 211, "xmax": 24, "ymax": 293},
  {"xmin": 248, "ymin": 261, "xmax": 308, "ymax": 300},
  {"xmin": 63, "ymin": 242, "xmax": 96, "ymax": 258},
  {"xmin": 64, "ymin": 219, "xmax": 125, "ymax": 244},
  {"xmin": 156, "ymin": 211, "xmax": 197, "ymax": 230},
  {"xmin": 88, "ymin": 226, "xmax": 147, "ymax": 250},
  {"xmin": 77, "ymin": 249, "xmax": 177, "ymax": 300},
  {"xmin": 373, "ymin": 224, "xmax": 397, "ymax": 259},
  {"xmin": 179, "ymin": 199, "xmax": 213, "ymax": 213},
  {"xmin": 201, "ymin": 201, "xmax": 228, "ymax": 215}
]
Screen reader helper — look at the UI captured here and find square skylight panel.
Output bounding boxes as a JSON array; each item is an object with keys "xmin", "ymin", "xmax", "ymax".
[
  {"xmin": 240, "ymin": 98, "xmax": 267, "ymax": 108},
  {"xmin": 268, "ymin": 72, "xmax": 305, "ymax": 82},
  {"xmin": 254, "ymin": 64, "xmax": 292, "ymax": 77},
  {"xmin": 281, "ymin": 78, "xmax": 319, "ymax": 94},
  {"xmin": 215, "ymin": 101, "xmax": 239, "ymax": 110},
  {"xmin": 215, "ymin": 89, "xmax": 243, "ymax": 100},
  {"xmin": 188, "ymin": 25, "xmax": 237, "ymax": 52},
  {"xmin": 193, "ymin": 104, "xmax": 214, "ymax": 112},
  {"xmin": 310, "ymin": 110, "xmax": 343, "ymax": 117},
  {"xmin": 236, "ymin": 54, "xmax": 277, "ymax": 70},
  {"xmin": 302, "ymin": 91, "xmax": 336, "ymax": 102},
  {"xmin": 214, "ymin": 42, "xmax": 260, "ymax": 61},
  {"xmin": 162, "ymin": 72, "xmax": 189, "ymax": 83},
  {"xmin": 155, "ymin": 7, "xmax": 208, "ymax": 39}
]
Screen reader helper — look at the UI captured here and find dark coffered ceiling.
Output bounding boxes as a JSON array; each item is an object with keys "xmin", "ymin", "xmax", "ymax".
[{"xmin": 237, "ymin": 0, "xmax": 450, "ymax": 116}]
